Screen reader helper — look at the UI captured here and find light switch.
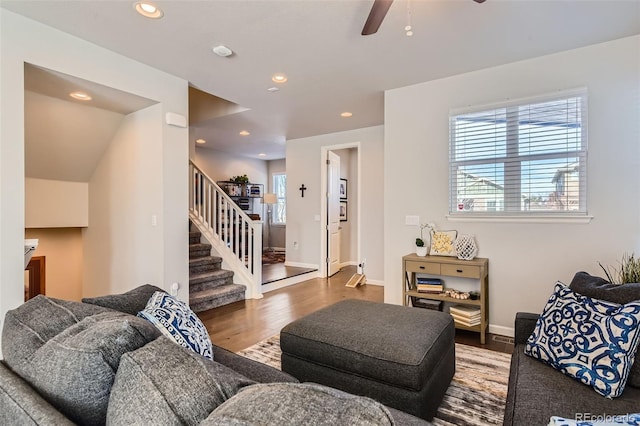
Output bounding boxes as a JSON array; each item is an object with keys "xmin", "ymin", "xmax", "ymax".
[{"xmin": 405, "ymin": 215, "xmax": 420, "ymax": 226}]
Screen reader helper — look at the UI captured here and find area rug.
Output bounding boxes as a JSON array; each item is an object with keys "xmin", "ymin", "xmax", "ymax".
[
  {"xmin": 262, "ymin": 250, "xmax": 285, "ymax": 264},
  {"xmin": 238, "ymin": 335, "xmax": 511, "ymax": 426}
]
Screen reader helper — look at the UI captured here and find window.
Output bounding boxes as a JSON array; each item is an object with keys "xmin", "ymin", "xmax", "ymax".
[
  {"xmin": 272, "ymin": 173, "xmax": 286, "ymax": 225},
  {"xmin": 449, "ymin": 89, "xmax": 587, "ymax": 217}
]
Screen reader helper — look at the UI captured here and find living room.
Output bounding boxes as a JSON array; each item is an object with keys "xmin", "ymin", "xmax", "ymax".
[{"xmin": 1, "ymin": 2, "xmax": 639, "ymax": 424}]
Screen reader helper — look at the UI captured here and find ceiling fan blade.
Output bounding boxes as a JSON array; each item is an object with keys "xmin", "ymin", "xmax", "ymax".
[{"xmin": 361, "ymin": 0, "xmax": 394, "ymax": 36}]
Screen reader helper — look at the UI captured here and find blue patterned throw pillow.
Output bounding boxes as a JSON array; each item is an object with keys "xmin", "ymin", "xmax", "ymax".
[
  {"xmin": 525, "ymin": 282, "xmax": 640, "ymax": 398},
  {"xmin": 138, "ymin": 291, "xmax": 214, "ymax": 360}
]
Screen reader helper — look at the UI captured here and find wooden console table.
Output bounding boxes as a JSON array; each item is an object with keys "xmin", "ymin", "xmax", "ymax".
[{"xmin": 402, "ymin": 254, "xmax": 489, "ymax": 344}]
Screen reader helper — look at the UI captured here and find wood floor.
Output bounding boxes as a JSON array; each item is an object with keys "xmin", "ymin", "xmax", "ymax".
[{"xmin": 198, "ymin": 266, "xmax": 514, "ymax": 355}]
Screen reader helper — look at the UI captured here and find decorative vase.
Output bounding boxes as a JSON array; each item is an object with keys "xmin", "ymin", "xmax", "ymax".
[
  {"xmin": 416, "ymin": 246, "xmax": 428, "ymax": 257},
  {"xmin": 455, "ymin": 235, "xmax": 478, "ymax": 260}
]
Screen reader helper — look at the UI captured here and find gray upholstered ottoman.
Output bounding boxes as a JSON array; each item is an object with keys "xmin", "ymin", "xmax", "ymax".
[{"xmin": 280, "ymin": 299, "xmax": 455, "ymax": 421}]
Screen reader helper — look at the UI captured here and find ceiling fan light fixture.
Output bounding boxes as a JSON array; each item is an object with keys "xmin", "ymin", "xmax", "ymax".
[{"xmin": 134, "ymin": 1, "xmax": 164, "ymax": 19}]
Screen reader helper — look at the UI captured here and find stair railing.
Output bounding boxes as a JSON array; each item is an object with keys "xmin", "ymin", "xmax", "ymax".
[{"xmin": 189, "ymin": 161, "xmax": 263, "ymax": 299}]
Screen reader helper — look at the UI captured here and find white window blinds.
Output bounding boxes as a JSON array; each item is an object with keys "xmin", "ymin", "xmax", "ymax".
[{"xmin": 449, "ymin": 89, "xmax": 587, "ymax": 216}]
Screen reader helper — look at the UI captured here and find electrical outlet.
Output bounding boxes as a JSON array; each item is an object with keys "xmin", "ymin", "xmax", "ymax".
[
  {"xmin": 171, "ymin": 282, "xmax": 179, "ymax": 296},
  {"xmin": 293, "ymin": 241, "xmax": 299, "ymax": 250}
]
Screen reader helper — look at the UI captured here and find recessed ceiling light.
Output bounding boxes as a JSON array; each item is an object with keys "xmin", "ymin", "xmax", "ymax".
[
  {"xmin": 69, "ymin": 92, "xmax": 92, "ymax": 101},
  {"xmin": 212, "ymin": 45, "xmax": 233, "ymax": 57},
  {"xmin": 341, "ymin": 112, "xmax": 353, "ymax": 118},
  {"xmin": 267, "ymin": 87, "xmax": 280, "ymax": 93},
  {"xmin": 195, "ymin": 138, "xmax": 206, "ymax": 144},
  {"xmin": 133, "ymin": 1, "xmax": 164, "ymax": 19},
  {"xmin": 258, "ymin": 153, "xmax": 266, "ymax": 157},
  {"xmin": 239, "ymin": 130, "xmax": 250, "ymax": 136},
  {"xmin": 272, "ymin": 73, "xmax": 288, "ymax": 84}
]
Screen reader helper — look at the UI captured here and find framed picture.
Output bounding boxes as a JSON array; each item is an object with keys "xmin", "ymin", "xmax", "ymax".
[
  {"xmin": 339, "ymin": 201, "xmax": 348, "ymax": 221},
  {"xmin": 429, "ymin": 230, "xmax": 458, "ymax": 257},
  {"xmin": 339, "ymin": 178, "xmax": 348, "ymax": 200}
]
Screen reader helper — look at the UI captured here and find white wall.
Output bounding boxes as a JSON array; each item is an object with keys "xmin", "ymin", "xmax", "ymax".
[
  {"xmin": 193, "ymin": 147, "xmax": 268, "ymax": 186},
  {"xmin": 384, "ymin": 36, "xmax": 640, "ymax": 336},
  {"xmin": 286, "ymin": 126, "xmax": 384, "ymax": 282},
  {"xmin": 1, "ymin": 10, "xmax": 189, "ymax": 354},
  {"xmin": 25, "ymin": 178, "xmax": 88, "ymax": 228},
  {"xmin": 83, "ymin": 105, "xmax": 164, "ymax": 297}
]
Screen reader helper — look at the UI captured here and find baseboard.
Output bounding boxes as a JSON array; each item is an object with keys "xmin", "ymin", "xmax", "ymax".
[
  {"xmin": 339, "ymin": 261, "xmax": 358, "ymax": 269},
  {"xmin": 262, "ymin": 270, "xmax": 320, "ymax": 293},
  {"xmin": 489, "ymin": 324, "xmax": 514, "ymax": 338},
  {"xmin": 284, "ymin": 261, "xmax": 319, "ymax": 269},
  {"xmin": 363, "ymin": 278, "xmax": 383, "ymax": 286}
]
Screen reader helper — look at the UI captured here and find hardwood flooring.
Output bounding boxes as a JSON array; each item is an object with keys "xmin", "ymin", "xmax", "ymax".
[
  {"xmin": 262, "ymin": 263, "xmax": 317, "ymax": 285},
  {"xmin": 198, "ymin": 266, "xmax": 514, "ymax": 355}
]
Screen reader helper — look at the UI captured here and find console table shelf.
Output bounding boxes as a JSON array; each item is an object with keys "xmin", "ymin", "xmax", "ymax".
[{"xmin": 402, "ymin": 254, "xmax": 489, "ymax": 344}]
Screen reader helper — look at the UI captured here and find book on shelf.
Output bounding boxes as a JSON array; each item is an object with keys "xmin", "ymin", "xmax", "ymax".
[
  {"xmin": 416, "ymin": 284, "xmax": 443, "ymax": 293},
  {"xmin": 416, "ymin": 277, "xmax": 443, "ymax": 285},
  {"xmin": 449, "ymin": 304, "xmax": 481, "ymax": 317},
  {"xmin": 451, "ymin": 314, "xmax": 481, "ymax": 327}
]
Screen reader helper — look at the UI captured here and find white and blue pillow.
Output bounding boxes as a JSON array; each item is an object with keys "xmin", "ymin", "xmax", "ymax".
[
  {"xmin": 138, "ymin": 291, "xmax": 214, "ymax": 360},
  {"xmin": 548, "ymin": 413, "xmax": 640, "ymax": 425},
  {"xmin": 525, "ymin": 282, "xmax": 640, "ymax": 398}
]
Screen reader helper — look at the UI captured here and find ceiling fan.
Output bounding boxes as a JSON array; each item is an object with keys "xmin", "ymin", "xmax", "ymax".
[{"xmin": 362, "ymin": 0, "xmax": 486, "ymax": 36}]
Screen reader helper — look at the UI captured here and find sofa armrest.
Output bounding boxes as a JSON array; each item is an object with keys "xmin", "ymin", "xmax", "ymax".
[
  {"xmin": 212, "ymin": 345, "xmax": 298, "ymax": 384},
  {"xmin": 514, "ymin": 312, "xmax": 539, "ymax": 345},
  {"xmin": 0, "ymin": 361, "xmax": 74, "ymax": 425}
]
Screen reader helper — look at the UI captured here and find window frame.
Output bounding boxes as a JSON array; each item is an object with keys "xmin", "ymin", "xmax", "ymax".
[
  {"xmin": 448, "ymin": 88, "xmax": 590, "ymax": 223},
  {"xmin": 271, "ymin": 172, "xmax": 286, "ymax": 226}
]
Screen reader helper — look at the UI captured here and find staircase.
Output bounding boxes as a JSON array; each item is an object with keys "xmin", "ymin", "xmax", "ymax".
[{"xmin": 189, "ymin": 226, "xmax": 246, "ymax": 312}]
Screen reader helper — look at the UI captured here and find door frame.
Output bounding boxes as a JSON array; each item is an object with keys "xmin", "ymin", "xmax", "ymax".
[{"xmin": 319, "ymin": 142, "xmax": 361, "ymax": 278}]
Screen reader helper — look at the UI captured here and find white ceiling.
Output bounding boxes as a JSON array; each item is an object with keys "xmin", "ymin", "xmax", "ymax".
[{"xmin": 4, "ymin": 0, "xmax": 640, "ymax": 161}]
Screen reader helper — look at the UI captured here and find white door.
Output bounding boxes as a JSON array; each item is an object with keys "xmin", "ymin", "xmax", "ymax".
[{"xmin": 327, "ymin": 151, "xmax": 341, "ymax": 276}]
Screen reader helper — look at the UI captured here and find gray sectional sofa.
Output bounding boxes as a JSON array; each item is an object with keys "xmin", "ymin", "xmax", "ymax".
[
  {"xmin": 0, "ymin": 285, "xmax": 428, "ymax": 425},
  {"xmin": 503, "ymin": 273, "xmax": 640, "ymax": 425}
]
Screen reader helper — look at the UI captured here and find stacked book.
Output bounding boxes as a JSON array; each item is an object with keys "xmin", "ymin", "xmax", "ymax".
[
  {"xmin": 449, "ymin": 304, "xmax": 481, "ymax": 327},
  {"xmin": 416, "ymin": 278, "xmax": 443, "ymax": 294}
]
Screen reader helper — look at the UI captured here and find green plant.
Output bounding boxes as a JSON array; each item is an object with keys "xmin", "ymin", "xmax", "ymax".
[
  {"xmin": 599, "ymin": 253, "xmax": 640, "ymax": 284},
  {"xmin": 416, "ymin": 238, "xmax": 424, "ymax": 247},
  {"xmin": 230, "ymin": 174, "xmax": 249, "ymax": 184}
]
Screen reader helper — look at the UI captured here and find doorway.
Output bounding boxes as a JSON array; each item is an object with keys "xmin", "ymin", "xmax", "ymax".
[{"xmin": 320, "ymin": 143, "xmax": 360, "ymax": 278}]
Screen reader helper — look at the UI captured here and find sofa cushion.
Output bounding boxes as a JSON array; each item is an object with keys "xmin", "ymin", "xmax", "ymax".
[
  {"xmin": 504, "ymin": 344, "xmax": 640, "ymax": 426},
  {"xmin": 82, "ymin": 284, "xmax": 165, "ymax": 315},
  {"xmin": 21, "ymin": 312, "xmax": 158, "ymax": 424},
  {"xmin": 525, "ymin": 282, "xmax": 640, "ymax": 398},
  {"xmin": 0, "ymin": 361, "xmax": 74, "ymax": 426},
  {"xmin": 570, "ymin": 271, "xmax": 640, "ymax": 388},
  {"xmin": 1, "ymin": 295, "xmax": 111, "ymax": 367},
  {"xmin": 138, "ymin": 291, "xmax": 213, "ymax": 360},
  {"xmin": 201, "ymin": 382, "xmax": 394, "ymax": 426},
  {"xmin": 107, "ymin": 337, "xmax": 255, "ymax": 426}
]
